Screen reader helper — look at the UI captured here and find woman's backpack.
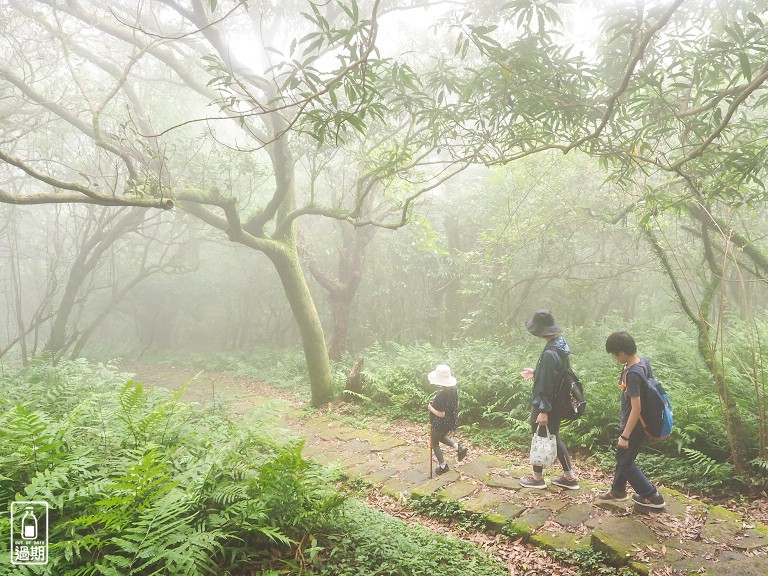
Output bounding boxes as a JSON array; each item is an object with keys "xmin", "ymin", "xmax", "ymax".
[{"xmin": 552, "ymin": 351, "xmax": 586, "ymax": 421}]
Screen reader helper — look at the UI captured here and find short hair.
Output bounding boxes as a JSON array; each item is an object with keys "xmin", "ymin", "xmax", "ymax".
[{"xmin": 605, "ymin": 331, "xmax": 637, "ymax": 355}]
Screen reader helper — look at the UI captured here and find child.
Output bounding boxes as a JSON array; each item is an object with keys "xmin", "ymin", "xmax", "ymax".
[
  {"xmin": 427, "ymin": 364, "xmax": 467, "ymax": 474},
  {"xmin": 601, "ymin": 331, "xmax": 666, "ymax": 508}
]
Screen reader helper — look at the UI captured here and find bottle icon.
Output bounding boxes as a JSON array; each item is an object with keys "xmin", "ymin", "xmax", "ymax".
[{"xmin": 21, "ymin": 507, "xmax": 37, "ymax": 540}]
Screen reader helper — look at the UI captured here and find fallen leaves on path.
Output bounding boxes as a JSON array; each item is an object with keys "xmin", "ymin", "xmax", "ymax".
[{"xmin": 358, "ymin": 486, "xmax": 584, "ymax": 576}]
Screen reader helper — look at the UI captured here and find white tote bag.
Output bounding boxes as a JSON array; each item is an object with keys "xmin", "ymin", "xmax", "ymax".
[{"xmin": 529, "ymin": 425, "xmax": 557, "ymax": 468}]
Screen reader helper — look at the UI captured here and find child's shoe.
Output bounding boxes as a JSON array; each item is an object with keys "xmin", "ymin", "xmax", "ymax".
[
  {"xmin": 436, "ymin": 463, "xmax": 449, "ymax": 475},
  {"xmin": 457, "ymin": 444, "xmax": 468, "ymax": 462}
]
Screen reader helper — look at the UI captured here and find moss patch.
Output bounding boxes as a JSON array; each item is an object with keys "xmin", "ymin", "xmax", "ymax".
[
  {"xmin": 529, "ymin": 531, "xmax": 585, "ymax": 552},
  {"xmin": 588, "ymin": 517, "xmax": 656, "ymax": 566}
]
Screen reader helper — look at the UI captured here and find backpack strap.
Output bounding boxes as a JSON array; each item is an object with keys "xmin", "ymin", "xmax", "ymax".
[
  {"xmin": 550, "ymin": 348, "xmax": 573, "ymax": 402},
  {"xmin": 550, "ymin": 347, "xmax": 569, "ymax": 373}
]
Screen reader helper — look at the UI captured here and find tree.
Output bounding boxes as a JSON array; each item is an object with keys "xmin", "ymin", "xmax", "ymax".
[
  {"xmin": 0, "ymin": 0, "xmax": 462, "ymax": 405},
  {"xmin": 3, "ymin": 0, "xmax": 768, "ymax": 415},
  {"xmin": 586, "ymin": 2, "xmax": 768, "ymax": 478}
]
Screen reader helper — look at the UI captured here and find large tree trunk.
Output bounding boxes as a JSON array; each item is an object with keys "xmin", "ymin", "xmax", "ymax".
[
  {"xmin": 180, "ymin": 130, "xmax": 336, "ymax": 406},
  {"xmin": 269, "ymin": 245, "xmax": 333, "ymax": 406}
]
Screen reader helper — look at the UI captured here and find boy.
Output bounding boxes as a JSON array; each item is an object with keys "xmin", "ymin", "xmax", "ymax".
[
  {"xmin": 601, "ymin": 331, "xmax": 666, "ymax": 508},
  {"xmin": 427, "ymin": 364, "xmax": 467, "ymax": 475},
  {"xmin": 519, "ymin": 309, "xmax": 579, "ymax": 490}
]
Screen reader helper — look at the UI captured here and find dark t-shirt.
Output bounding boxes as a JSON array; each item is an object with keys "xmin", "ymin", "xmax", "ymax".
[
  {"xmin": 431, "ymin": 387, "xmax": 459, "ymax": 435},
  {"xmin": 620, "ymin": 358, "xmax": 652, "ymax": 429}
]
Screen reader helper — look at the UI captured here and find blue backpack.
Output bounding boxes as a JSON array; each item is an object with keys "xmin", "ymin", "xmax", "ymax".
[{"xmin": 628, "ymin": 362, "xmax": 673, "ymax": 440}]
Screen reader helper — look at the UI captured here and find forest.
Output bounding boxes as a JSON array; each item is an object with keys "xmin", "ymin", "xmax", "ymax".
[{"xmin": 1, "ymin": 0, "xmax": 768, "ymax": 574}]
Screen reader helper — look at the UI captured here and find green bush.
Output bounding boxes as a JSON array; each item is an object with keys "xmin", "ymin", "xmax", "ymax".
[
  {"xmin": 311, "ymin": 500, "xmax": 508, "ymax": 576},
  {"xmin": 0, "ymin": 360, "xmax": 343, "ymax": 575}
]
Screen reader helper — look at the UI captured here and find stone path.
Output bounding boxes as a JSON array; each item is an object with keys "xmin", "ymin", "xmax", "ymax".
[{"xmin": 135, "ymin": 367, "xmax": 768, "ymax": 576}]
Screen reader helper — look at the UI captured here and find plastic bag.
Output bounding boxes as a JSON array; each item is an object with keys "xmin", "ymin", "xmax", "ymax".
[{"xmin": 529, "ymin": 425, "xmax": 557, "ymax": 468}]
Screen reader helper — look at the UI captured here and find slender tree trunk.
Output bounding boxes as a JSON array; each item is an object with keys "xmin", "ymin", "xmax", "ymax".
[
  {"xmin": 69, "ymin": 271, "xmax": 152, "ymax": 359},
  {"xmin": 328, "ymin": 297, "xmax": 353, "ymax": 362},
  {"xmin": 644, "ymin": 224, "xmax": 751, "ymax": 475},
  {"xmin": 307, "ymin": 224, "xmax": 373, "ymax": 362},
  {"xmin": 7, "ymin": 219, "xmax": 29, "ymax": 364},
  {"xmin": 47, "ymin": 208, "xmax": 145, "ymax": 358},
  {"xmin": 47, "ymin": 257, "xmax": 89, "ymax": 357}
]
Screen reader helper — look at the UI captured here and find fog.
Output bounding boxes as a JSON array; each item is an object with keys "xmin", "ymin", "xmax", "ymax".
[{"xmin": 1, "ymin": 0, "xmax": 767, "ymax": 369}]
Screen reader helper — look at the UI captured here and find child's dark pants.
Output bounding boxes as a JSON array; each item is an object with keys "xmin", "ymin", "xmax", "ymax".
[
  {"xmin": 431, "ymin": 430, "xmax": 457, "ymax": 464},
  {"xmin": 611, "ymin": 427, "xmax": 656, "ymax": 497}
]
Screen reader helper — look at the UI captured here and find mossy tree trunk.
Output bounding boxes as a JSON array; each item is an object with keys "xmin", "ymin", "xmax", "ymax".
[
  {"xmin": 644, "ymin": 222, "xmax": 751, "ymax": 476},
  {"xmin": 179, "ymin": 128, "xmax": 335, "ymax": 407},
  {"xmin": 268, "ymin": 244, "xmax": 333, "ymax": 406}
]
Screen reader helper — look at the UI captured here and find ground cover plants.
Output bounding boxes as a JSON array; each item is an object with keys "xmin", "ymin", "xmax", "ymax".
[
  {"xmin": 0, "ymin": 360, "xmax": 518, "ymax": 576},
  {"xmin": 0, "ymin": 360, "xmax": 343, "ymax": 575}
]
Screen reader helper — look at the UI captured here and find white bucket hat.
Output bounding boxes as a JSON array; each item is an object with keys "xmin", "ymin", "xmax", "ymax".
[{"xmin": 428, "ymin": 364, "xmax": 457, "ymax": 387}]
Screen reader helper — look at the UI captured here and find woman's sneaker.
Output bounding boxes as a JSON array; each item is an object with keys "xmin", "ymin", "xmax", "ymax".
[
  {"xmin": 457, "ymin": 444, "xmax": 468, "ymax": 462},
  {"xmin": 632, "ymin": 492, "xmax": 666, "ymax": 509},
  {"xmin": 550, "ymin": 476, "xmax": 580, "ymax": 490},
  {"xmin": 435, "ymin": 463, "xmax": 449, "ymax": 475},
  {"xmin": 598, "ymin": 490, "xmax": 629, "ymax": 502},
  {"xmin": 519, "ymin": 475, "xmax": 547, "ymax": 489}
]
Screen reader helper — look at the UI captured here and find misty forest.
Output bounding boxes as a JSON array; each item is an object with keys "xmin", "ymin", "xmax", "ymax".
[{"xmin": 2, "ymin": 0, "xmax": 768, "ymax": 574}]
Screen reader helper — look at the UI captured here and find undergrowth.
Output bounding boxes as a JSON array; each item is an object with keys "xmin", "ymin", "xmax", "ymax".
[
  {"xmin": 549, "ymin": 547, "xmax": 635, "ymax": 576},
  {"xmin": 307, "ymin": 500, "xmax": 508, "ymax": 576},
  {"xmin": 0, "ymin": 359, "xmax": 525, "ymax": 576},
  {"xmin": 0, "ymin": 359, "xmax": 343, "ymax": 575}
]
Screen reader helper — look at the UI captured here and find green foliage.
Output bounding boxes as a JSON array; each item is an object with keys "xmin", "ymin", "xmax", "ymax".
[
  {"xmin": 408, "ymin": 492, "xmax": 487, "ymax": 532},
  {"xmin": 549, "ymin": 546, "xmax": 634, "ymax": 576},
  {"xmin": 310, "ymin": 500, "xmax": 507, "ymax": 576},
  {"xmin": 0, "ymin": 359, "xmax": 344, "ymax": 575},
  {"xmin": 752, "ymin": 458, "xmax": 768, "ymax": 479}
]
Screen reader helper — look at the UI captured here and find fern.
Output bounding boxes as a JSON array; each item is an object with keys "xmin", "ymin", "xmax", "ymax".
[{"xmin": 0, "ymin": 359, "xmax": 346, "ymax": 575}]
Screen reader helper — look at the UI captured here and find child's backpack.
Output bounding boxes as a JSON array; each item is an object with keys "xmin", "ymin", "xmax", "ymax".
[
  {"xmin": 552, "ymin": 351, "xmax": 586, "ymax": 421},
  {"xmin": 628, "ymin": 362, "xmax": 673, "ymax": 440}
]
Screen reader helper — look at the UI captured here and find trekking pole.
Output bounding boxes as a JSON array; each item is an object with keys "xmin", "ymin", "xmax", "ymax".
[{"xmin": 429, "ymin": 426, "xmax": 433, "ymax": 479}]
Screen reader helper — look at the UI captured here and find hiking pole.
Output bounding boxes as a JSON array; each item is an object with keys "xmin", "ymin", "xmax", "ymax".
[{"xmin": 429, "ymin": 426, "xmax": 433, "ymax": 479}]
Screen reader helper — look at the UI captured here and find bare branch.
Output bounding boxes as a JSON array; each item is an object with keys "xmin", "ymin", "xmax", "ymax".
[{"xmin": 0, "ymin": 150, "xmax": 173, "ymax": 209}]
